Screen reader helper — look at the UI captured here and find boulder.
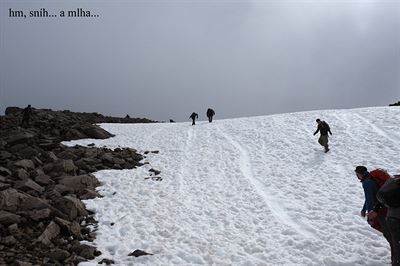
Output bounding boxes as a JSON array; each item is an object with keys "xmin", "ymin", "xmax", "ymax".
[
  {"xmin": 0, "ymin": 188, "xmax": 29, "ymax": 212},
  {"xmin": 54, "ymin": 217, "xmax": 82, "ymax": 239},
  {"xmin": 0, "ymin": 210, "xmax": 21, "ymax": 225},
  {"xmin": 57, "ymin": 150, "xmax": 79, "ymax": 161},
  {"xmin": 46, "ymin": 151, "xmax": 58, "ymax": 162},
  {"xmin": 99, "ymin": 258, "xmax": 115, "ymax": 265},
  {"xmin": 47, "ymin": 248, "xmax": 70, "ymax": 262},
  {"xmin": 20, "ymin": 196, "xmax": 51, "ymax": 211},
  {"xmin": 15, "ymin": 159, "xmax": 35, "ymax": 170},
  {"xmin": 58, "ymin": 175, "xmax": 100, "ymax": 193},
  {"xmin": 82, "ymin": 126, "xmax": 113, "ymax": 139},
  {"xmin": 0, "ymin": 151, "xmax": 12, "ymax": 160},
  {"xmin": 55, "ymin": 196, "xmax": 88, "ymax": 221},
  {"xmin": 128, "ymin": 249, "xmax": 153, "ymax": 257},
  {"xmin": 14, "ymin": 179, "xmax": 44, "ymax": 193},
  {"xmin": 34, "ymin": 174, "xmax": 52, "ymax": 186},
  {"xmin": 28, "ymin": 208, "xmax": 52, "ymax": 221},
  {"xmin": 17, "ymin": 147, "xmax": 39, "ymax": 159},
  {"xmin": 16, "ymin": 169, "xmax": 30, "ymax": 180},
  {"xmin": 37, "ymin": 221, "xmax": 60, "ymax": 246},
  {"xmin": 44, "ymin": 159, "xmax": 77, "ymax": 175},
  {"xmin": 70, "ymin": 243, "xmax": 96, "ymax": 259},
  {"xmin": 6, "ymin": 132, "xmax": 35, "ymax": 146},
  {"xmin": 101, "ymin": 153, "xmax": 114, "ymax": 164},
  {"xmin": 0, "ymin": 167, "xmax": 11, "ymax": 176},
  {"xmin": 0, "ymin": 235, "xmax": 17, "ymax": 246}
]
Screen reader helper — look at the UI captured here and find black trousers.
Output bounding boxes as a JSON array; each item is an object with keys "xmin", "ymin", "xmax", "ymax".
[
  {"xmin": 387, "ymin": 217, "xmax": 400, "ymax": 265},
  {"xmin": 208, "ymin": 116, "xmax": 213, "ymax": 123}
]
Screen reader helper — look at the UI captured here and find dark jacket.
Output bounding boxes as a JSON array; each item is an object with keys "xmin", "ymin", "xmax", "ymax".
[
  {"xmin": 314, "ymin": 121, "xmax": 332, "ymax": 136},
  {"xmin": 361, "ymin": 174, "xmax": 379, "ymax": 213},
  {"xmin": 206, "ymin": 109, "xmax": 215, "ymax": 117},
  {"xmin": 190, "ymin": 113, "xmax": 198, "ymax": 120}
]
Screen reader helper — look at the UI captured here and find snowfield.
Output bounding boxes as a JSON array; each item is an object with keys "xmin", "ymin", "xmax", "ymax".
[{"xmin": 65, "ymin": 107, "xmax": 400, "ymax": 266}]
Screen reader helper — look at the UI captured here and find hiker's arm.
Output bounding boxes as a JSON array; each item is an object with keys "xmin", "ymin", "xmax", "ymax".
[
  {"xmin": 328, "ymin": 128, "xmax": 332, "ymax": 135},
  {"xmin": 363, "ymin": 181, "xmax": 378, "ymax": 212},
  {"xmin": 313, "ymin": 127, "xmax": 319, "ymax": 135}
]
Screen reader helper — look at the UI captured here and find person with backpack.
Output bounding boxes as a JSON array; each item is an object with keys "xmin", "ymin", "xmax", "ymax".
[
  {"xmin": 375, "ymin": 175, "xmax": 400, "ymax": 265},
  {"xmin": 189, "ymin": 112, "xmax": 198, "ymax": 125},
  {"xmin": 355, "ymin": 166, "xmax": 393, "ymax": 262},
  {"xmin": 313, "ymin": 118, "xmax": 332, "ymax": 153},
  {"xmin": 206, "ymin": 108, "xmax": 215, "ymax": 123}
]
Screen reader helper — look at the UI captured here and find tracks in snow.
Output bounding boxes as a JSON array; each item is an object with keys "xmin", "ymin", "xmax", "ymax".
[{"xmin": 216, "ymin": 125, "xmax": 316, "ymax": 239}]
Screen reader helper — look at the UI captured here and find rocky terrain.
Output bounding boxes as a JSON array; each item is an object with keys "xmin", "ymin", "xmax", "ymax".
[
  {"xmin": 389, "ymin": 101, "xmax": 400, "ymax": 107},
  {"xmin": 0, "ymin": 107, "xmax": 155, "ymax": 265}
]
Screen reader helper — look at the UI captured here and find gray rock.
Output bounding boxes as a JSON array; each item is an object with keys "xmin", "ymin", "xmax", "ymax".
[
  {"xmin": 0, "ymin": 188, "xmax": 29, "ymax": 212},
  {"xmin": 47, "ymin": 248, "xmax": 70, "ymax": 262},
  {"xmin": 34, "ymin": 174, "xmax": 52, "ymax": 186},
  {"xmin": 29, "ymin": 208, "xmax": 52, "ymax": 221},
  {"xmin": 37, "ymin": 221, "xmax": 60, "ymax": 246},
  {"xmin": 71, "ymin": 243, "xmax": 96, "ymax": 259},
  {"xmin": 58, "ymin": 174, "xmax": 100, "ymax": 193},
  {"xmin": 15, "ymin": 178, "xmax": 44, "ymax": 193},
  {"xmin": 0, "ymin": 235, "xmax": 17, "ymax": 246},
  {"xmin": 6, "ymin": 132, "xmax": 35, "ymax": 146},
  {"xmin": 0, "ymin": 210, "xmax": 21, "ymax": 225},
  {"xmin": 47, "ymin": 151, "xmax": 58, "ymax": 162},
  {"xmin": 0, "ymin": 151, "xmax": 12, "ymax": 160},
  {"xmin": 55, "ymin": 196, "xmax": 88, "ymax": 221},
  {"xmin": 16, "ymin": 169, "xmax": 30, "ymax": 180},
  {"xmin": 0, "ymin": 167, "xmax": 12, "ymax": 176},
  {"xmin": 128, "ymin": 249, "xmax": 153, "ymax": 257},
  {"xmin": 54, "ymin": 217, "xmax": 82, "ymax": 239},
  {"xmin": 20, "ymin": 196, "xmax": 50, "ymax": 211}
]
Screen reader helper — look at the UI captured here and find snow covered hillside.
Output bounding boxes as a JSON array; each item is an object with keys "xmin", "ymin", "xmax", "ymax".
[{"xmin": 66, "ymin": 106, "xmax": 400, "ymax": 266}]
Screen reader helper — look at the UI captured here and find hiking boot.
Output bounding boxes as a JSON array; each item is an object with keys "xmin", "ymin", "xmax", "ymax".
[{"xmin": 325, "ymin": 148, "xmax": 330, "ymax": 153}]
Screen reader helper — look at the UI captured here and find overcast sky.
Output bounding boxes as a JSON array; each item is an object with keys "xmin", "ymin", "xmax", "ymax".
[{"xmin": 1, "ymin": 0, "xmax": 399, "ymax": 121}]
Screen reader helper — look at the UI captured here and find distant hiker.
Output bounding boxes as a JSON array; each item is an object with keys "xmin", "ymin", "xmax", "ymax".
[
  {"xmin": 125, "ymin": 114, "xmax": 130, "ymax": 119},
  {"xmin": 376, "ymin": 174, "xmax": 400, "ymax": 265},
  {"xmin": 189, "ymin": 112, "xmax": 198, "ymax": 125},
  {"xmin": 20, "ymin": 105, "xmax": 33, "ymax": 128},
  {"xmin": 355, "ymin": 166, "xmax": 393, "ymax": 259},
  {"xmin": 169, "ymin": 119, "xmax": 175, "ymax": 123},
  {"xmin": 206, "ymin": 108, "xmax": 215, "ymax": 123},
  {"xmin": 313, "ymin": 118, "xmax": 332, "ymax": 153}
]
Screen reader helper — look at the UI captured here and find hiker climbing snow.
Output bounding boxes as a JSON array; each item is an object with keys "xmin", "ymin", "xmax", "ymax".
[
  {"xmin": 313, "ymin": 118, "xmax": 332, "ymax": 153},
  {"xmin": 189, "ymin": 112, "xmax": 198, "ymax": 125},
  {"xmin": 206, "ymin": 108, "xmax": 215, "ymax": 123}
]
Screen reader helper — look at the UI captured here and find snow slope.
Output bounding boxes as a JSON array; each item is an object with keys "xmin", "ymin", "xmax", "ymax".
[{"xmin": 65, "ymin": 106, "xmax": 400, "ymax": 266}]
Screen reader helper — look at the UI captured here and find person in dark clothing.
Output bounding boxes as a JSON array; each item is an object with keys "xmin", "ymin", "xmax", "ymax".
[
  {"xmin": 20, "ymin": 105, "xmax": 33, "ymax": 128},
  {"xmin": 206, "ymin": 108, "xmax": 215, "ymax": 123},
  {"xmin": 375, "ymin": 177, "xmax": 400, "ymax": 265},
  {"xmin": 189, "ymin": 112, "xmax": 198, "ymax": 125},
  {"xmin": 355, "ymin": 166, "xmax": 393, "ymax": 262},
  {"xmin": 313, "ymin": 118, "xmax": 332, "ymax": 153}
]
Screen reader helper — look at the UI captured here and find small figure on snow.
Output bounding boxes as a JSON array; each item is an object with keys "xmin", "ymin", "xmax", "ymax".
[
  {"xmin": 206, "ymin": 108, "xmax": 215, "ymax": 123},
  {"xmin": 189, "ymin": 112, "xmax": 198, "ymax": 125},
  {"xmin": 313, "ymin": 118, "xmax": 332, "ymax": 153}
]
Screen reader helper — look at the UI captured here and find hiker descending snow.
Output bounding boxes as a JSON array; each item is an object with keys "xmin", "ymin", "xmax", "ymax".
[
  {"xmin": 355, "ymin": 166, "xmax": 393, "ymax": 262},
  {"xmin": 313, "ymin": 118, "xmax": 332, "ymax": 152},
  {"xmin": 206, "ymin": 108, "xmax": 215, "ymax": 123},
  {"xmin": 189, "ymin": 112, "xmax": 198, "ymax": 125}
]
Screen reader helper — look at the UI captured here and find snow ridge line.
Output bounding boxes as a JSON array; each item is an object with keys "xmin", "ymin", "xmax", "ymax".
[{"xmin": 216, "ymin": 126, "xmax": 316, "ymax": 239}]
